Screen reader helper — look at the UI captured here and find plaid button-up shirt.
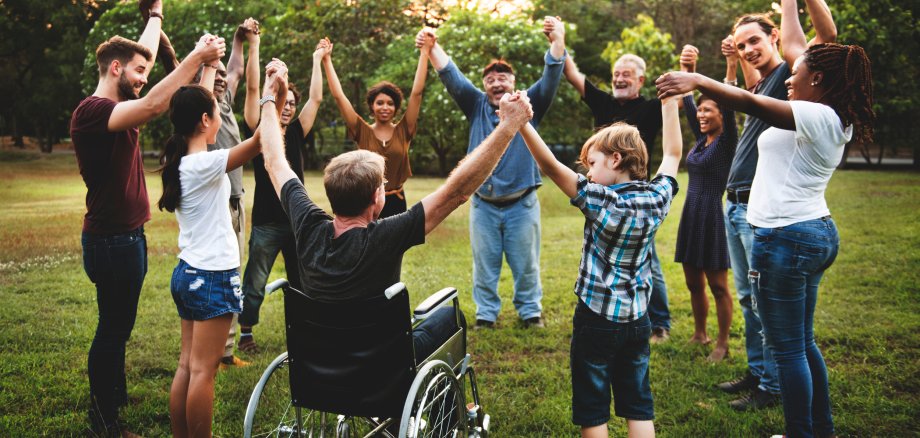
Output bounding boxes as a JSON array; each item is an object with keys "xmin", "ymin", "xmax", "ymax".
[{"xmin": 570, "ymin": 173, "xmax": 678, "ymax": 323}]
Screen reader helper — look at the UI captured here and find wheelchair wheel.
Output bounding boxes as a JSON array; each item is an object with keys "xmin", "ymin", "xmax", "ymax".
[
  {"xmin": 399, "ymin": 360, "xmax": 466, "ymax": 438},
  {"xmin": 244, "ymin": 352, "xmax": 396, "ymax": 438}
]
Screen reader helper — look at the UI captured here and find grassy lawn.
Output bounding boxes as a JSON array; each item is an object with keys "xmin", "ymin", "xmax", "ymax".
[{"xmin": 0, "ymin": 150, "xmax": 917, "ymax": 436}]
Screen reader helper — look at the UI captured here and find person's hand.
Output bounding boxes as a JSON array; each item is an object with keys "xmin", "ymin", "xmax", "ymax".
[
  {"xmin": 415, "ymin": 28, "xmax": 437, "ymax": 49},
  {"xmin": 721, "ymin": 35, "xmax": 738, "ymax": 62},
  {"xmin": 543, "ymin": 16, "xmax": 564, "ymax": 43},
  {"xmin": 497, "ymin": 91, "xmax": 533, "ymax": 129},
  {"xmin": 193, "ymin": 34, "xmax": 226, "ymax": 64},
  {"xmin": 263, "ymin": 58, "xmax": 288, "ymax": 96},
  {"xmin": 139, "ymin": 0, "xmax": 162, "ymax": 22},
  {"xmin": 679, "ymin": 44, "xmax": 699, "ymax": 73},
  {"xmin": 314, "ymin": 37, "xmax": 331, "ymax": 60},
  {"xmin": 655, "ymin": 71, "xmax": 701, "ymax": 99}
]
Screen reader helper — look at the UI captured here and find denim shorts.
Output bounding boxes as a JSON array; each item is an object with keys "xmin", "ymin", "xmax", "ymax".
[
  {"xmin": 571, "ymin": 301, "xmax": 654, "ymax": 425},
  {"xmin": 170, "ymin": 259, "xmax": 242, "ymax": 321}
]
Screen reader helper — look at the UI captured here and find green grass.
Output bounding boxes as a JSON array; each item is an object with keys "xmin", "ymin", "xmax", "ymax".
[{"xmin": 0, "ymin": 152, "xmax": 917, "ymax": 437}]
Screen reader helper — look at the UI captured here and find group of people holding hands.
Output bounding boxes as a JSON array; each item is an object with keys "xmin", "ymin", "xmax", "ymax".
[{"xmin": 71, "ymin": 0, "xmax": 873, "ymax": 436}]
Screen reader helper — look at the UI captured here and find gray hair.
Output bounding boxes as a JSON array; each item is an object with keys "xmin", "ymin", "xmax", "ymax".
[{"xmin": 614, "ymin": 54, "xmax": 647, "ymax": 78}]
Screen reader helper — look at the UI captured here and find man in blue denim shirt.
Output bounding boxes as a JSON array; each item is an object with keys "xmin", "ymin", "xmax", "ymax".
[{"xmin": 416, "ymin": 17, "xmax": 566, "ymax": 328}]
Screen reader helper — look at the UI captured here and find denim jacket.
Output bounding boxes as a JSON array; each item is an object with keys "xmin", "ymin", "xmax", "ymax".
[{"xmin": 437, "ymin": 50, "xmax": 566, "ymax": 198}]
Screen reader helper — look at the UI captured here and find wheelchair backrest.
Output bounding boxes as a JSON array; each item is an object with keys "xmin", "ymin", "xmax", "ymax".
[{"xmin": 282, "ymin": 286, "xmax": 416, "ymax": 418}]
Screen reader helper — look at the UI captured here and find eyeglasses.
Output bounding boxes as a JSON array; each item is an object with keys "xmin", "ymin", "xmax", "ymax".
[{"xmin": 283, "ymin": 101, "xmax": 296, "ymax": 108}]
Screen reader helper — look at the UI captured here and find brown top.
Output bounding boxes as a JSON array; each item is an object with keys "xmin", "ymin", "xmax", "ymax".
[{"xmin": 347, "ymin": 116, "xmax": 413, "ymax": 192}]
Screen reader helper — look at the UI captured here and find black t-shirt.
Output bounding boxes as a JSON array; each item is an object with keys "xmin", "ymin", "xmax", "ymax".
[
  {"xmin": 280, "ymin": 178, "xmax": 426, "ymax": 301},
  {"xmin": 583, "ymin": 80, "xmax": 662, "ymax": 174},
  {"xmin": 243, "ymin": 120, "xmax": 311, "ymax": 225}
]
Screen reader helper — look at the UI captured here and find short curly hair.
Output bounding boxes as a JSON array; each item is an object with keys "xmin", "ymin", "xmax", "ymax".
[{"xmin": 365, "ymin": 81, "xmax": 403, "ymax": 113}]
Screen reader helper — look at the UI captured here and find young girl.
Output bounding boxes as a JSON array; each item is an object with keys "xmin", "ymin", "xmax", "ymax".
[
  {"xmin": 320, "ymin": 35, "xmax": 430, "ymax": 218},
  {"xmin": 656, "ymin": 0, "xmax": 873, "ymax": 434},
  {"xmin": 519, "ymin": 97, "xmax": 683, "ymax": 438},
  {"xmin": 157, "ymin": 61, "xmax": 280, "ymax": 436}
]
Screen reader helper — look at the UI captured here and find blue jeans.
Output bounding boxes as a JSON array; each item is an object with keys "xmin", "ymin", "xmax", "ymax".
[
  {"xmin": 413, "ymin": 307, "xmax": 466, "ymax": 363},
  {"xmin": 725, "ymin": 200, "xmax": 779, "ymax": 393},
  {"xmin": 171, "ymin": 259, "xmax": 243, "ymax": 321},
  {"xmin": 81, "ymin": 226, "xmax": 147, "ymax": 431},
  {"xmin": 751, "ymin": 217, "xmax": 838, "ymax": 438},
  {"xmin": 571, "ymin": 302, "xmax": 654, "ymax": 425},
  {"xmin": 239, "ymin": 222, "xmax": 301, "ymax": 327},
  {"xmin": 646, "ymin": 237, "xmax": 670, "ymax": 330},
  {"xmin": 470, "ymin": 191, "xmax": 542, "ymax": 322}
]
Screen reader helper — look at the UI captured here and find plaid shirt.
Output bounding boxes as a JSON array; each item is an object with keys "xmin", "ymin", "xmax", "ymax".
[{"xmin": 570, "ymin": 173, "xmax": 678, "ymax": 323}]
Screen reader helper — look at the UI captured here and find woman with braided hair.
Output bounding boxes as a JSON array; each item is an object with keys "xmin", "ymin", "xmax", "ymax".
[{"xmin": 656, "ymin": 1, "xmax": 873, "ymax": 436}]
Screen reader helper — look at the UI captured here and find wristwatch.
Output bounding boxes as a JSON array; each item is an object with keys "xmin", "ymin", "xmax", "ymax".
[
  {"xmin": 723, "ymin": 78, "xmax": 738, "ymax": 86},
  {"xmin": 259, "ymin": 95, "xmax": 276, "ymax": 107}
]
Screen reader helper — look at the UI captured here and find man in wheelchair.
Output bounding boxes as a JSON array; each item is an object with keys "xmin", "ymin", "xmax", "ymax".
[{"xmin": 247, "ymin": 61, "xmax": 534, "ymax": 437}]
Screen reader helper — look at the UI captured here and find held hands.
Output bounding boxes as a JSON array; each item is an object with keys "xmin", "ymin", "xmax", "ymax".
[
  {"xmin": 543, "ymin": 16, "xmax": 564, "ymax": 43},
  {"xmin": 139, "ymin": 0, "xmax": 162, "ymax": 22},
  {"xmin": 655, "ymin": 71, "xmax": 700, "ymax": 99},
  {"xmin": 236, "ymin": 18, "xmax": 261, "ymax": 42},
  {"xmin": 193, "ymin": 34, "xmax": 226, "ymax": 64},
  {"xmin": 415, "ymin": 28, "xmax": 437, "ymax": 51},
  {"xmin": 679, "ymin": 44, "xmax": 699, "ymax": 73},
  {"xmin": 264, "ymin": 58, "xmax": 289, "ymax": 116},
  {"xmin": 721, "ymin": 35, "xmax": 738, "ymax": 62},
  {"xmin": 314, "ymin": 37, "xmax": 332, "ymax": 60},
  {"xmin": 497, "ymin": 91, "xmax": 533, "ymax": 130}
]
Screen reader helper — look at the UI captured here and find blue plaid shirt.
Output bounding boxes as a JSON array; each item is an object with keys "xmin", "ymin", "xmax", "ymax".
[{"xmin": 571, "ymin": 173, "xmax": 678, "ymax": 323}]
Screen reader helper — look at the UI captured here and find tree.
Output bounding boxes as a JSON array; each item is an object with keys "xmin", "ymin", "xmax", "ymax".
[{"xmin": 601, "ymin": 13, "xmax": 677, "ymax": 99}]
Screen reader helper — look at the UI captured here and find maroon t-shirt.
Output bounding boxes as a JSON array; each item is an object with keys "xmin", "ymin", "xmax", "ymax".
[{"xmin": 70, "ymin": 96, "xmax": 150, "ymax": 234}]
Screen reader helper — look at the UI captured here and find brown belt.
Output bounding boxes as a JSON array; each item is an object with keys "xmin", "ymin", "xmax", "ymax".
[{"xmin": 385, "ymin": 188, "xmax": 405, "ymax": 200}]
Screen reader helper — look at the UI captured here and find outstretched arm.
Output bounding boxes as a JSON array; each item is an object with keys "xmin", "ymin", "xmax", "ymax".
[
  {"xmin": 260, "ymin": 61, "xmax": 297, "ymax": 199},
  {"xmin": 563, "ymin": 55, "xmax": 586, "ymax": 97},
  {"xmin": 417, "ymin": 28, "xmax": 449, "ymax": 71},
  {"xmin": 657, "ymin": 96, "xmax": 682, "ymax": 177},
  {"xmin": 782, "ymin": 0, "xmax": 837, "ymax": 66},
  {"xmin": 108, "ymin": 35, "xmax": 225, "ymax": 132},
  {"xmin": 420, "ymin": 92, "xmax": 533, "ymax": 234},
  {"xmin": 521, "ymin": 123, "xmax": 578, "ymax": 198},
  {"xmin": 137, "ymin": 0, "xmax": 163, "ymax": 75},
  {"xmin": 404, "ymin": 35, "xmax": 432, "ymax": 137},
  {"xmin": 322, "ymin": 39, "xmax": 361, "ymax": 131},
  {"xmin": 805, "ymin": 0, "xmax": 837, "ymax": 45},
  {"xmin": 656, "ymin": 71, "xmax": 794, "ymax": 130},
  {"xmin": 242, "ymin": 27, "xmax": 261, "ymax": 130},
  {"xmin": 296, "ymin": 39, "xmax": 328, "ymax": 135},
  {"xmin": 226, "ymin": 18, "xmax": 257, "ymax": 99}
]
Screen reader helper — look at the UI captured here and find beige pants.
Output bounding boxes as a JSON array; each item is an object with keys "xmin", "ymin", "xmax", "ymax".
[{"xmin": 225, "ymin": 197, "xmax": 245, "ymax": 357}]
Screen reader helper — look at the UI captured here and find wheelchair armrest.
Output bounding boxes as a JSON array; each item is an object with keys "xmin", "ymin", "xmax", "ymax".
[
  {"xmin": 413, "ymin": 287, "xmax": 458, "ymax": 320},
  {"xmin": 385, "ymin": 282, "xmax": 407, "ymax": 300},
  {"xmin": 265, "ymin": 278, "xmax": 289, "ymax": 295}
]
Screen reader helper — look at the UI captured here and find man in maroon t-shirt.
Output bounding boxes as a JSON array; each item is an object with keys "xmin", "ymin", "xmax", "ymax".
[{"xmin": 70, "ymin": 1, "xmax": 224, "ymax": 434}]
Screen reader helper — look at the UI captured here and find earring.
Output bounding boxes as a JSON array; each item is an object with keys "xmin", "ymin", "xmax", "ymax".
[{"xmin": 811, "ymin": 82, "xmax": 817, "ymax": 86}]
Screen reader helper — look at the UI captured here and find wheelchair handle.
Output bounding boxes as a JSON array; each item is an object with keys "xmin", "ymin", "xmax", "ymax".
[
  {"xmin": 413, "ymin": 287, "xmax": 458, "ymax": 319},
  {"xmin": 385, "ymin": 282, "xmax": 407, "ymax": 300},
  {"xmin": 265, "ymin": 278, "xmax": 289, "ymax": 295}
]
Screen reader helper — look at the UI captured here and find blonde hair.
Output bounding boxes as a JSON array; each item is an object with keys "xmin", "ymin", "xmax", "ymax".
[
  {"xmin": 578, "ymin": 123, "xmax": 648, "ymax": 181},
  {"xmin": 323, "ymin": 150, "xmax": 385, "ymax": 216}
]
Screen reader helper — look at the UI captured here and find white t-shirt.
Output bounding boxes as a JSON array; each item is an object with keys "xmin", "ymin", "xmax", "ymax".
[
  {"xmin": 176, "ymin": 149, "xmax": 239, "ymax": 270},
  {"xmin": 748, "ymin": 101, "xmax": 852, "ymax": 228}
]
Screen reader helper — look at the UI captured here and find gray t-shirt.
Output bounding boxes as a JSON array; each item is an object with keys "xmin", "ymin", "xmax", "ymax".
[
  {"xmin": 207, "ymin": 88, "xmax": 243, "ymax": 198},
  {"xmin": 280, "ymin": 178, "xmax": 426, "ymax": 301},
  {"xmin": 726, "ymin": 62, "xmax": 791, "ymax": 191}
]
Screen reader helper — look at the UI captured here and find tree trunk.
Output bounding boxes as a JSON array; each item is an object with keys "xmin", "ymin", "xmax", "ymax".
[{"xmin": 12, "ymin": 117, "xmax": 24, "ymax": 147}]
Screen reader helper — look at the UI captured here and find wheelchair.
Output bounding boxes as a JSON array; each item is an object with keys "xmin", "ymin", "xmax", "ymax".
[{"xmin": 243, "ymin": 279, "xmax": 490, "ymax": 438}]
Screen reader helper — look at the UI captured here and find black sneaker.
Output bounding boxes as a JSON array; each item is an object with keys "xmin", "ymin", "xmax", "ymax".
[
  {"xmin": 716, "ymin": 371, "xmax": 758, "ymax": 394},
  {"xmin": 524, "ymin": 316, "xmax": 545, "ymax": 328},
  {"xmin": 728, "ymin": 388, "xmax": 782, "ymax": 411},
  {"xmin": 473, "ymin": 319, "xmax": 495, "ymax": 330}
]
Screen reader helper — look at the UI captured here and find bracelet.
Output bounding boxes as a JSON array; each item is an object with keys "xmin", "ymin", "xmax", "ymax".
[
  {"xmin": 148, "ymin": 11, "xmax": 164, "ymax": 20},
  {"xmin": 259, "ymin": 95, "xmax": 276, "ymax": 107},
  {"xmin": 723, "ymin": 78, "xmax": 738, "ymax": 86}
]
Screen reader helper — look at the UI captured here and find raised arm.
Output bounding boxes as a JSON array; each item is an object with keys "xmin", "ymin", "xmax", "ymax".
[
  {"xmin": 225, "ymin": 19, "xmax": 256, "ymax": 99},
  {"xmin": 322, "ymin": 40, "xmax": 361, "ymax": 131},
  {"xmin": 521, "ymin": 123, "xmax": 578, "ymax": 198},
  {"xmin": 656, "ymin": 71, "xmax": 794, "ymax": 130},
  {"xmin": 805, "ymin": 0, "xmax": 837, "ymax": 45},
  {"xmin": 420, "ymin": 92, "xmax": 533, "ymax": 234},
  {"xmin": 295, "ymin": 39, "xmax": 328, "ymax": 135},
  {"xmin": 259, "ymin": 61, "xmax": 297, "ymax": 199},
  {"xmin": 526, "ymin": 18, "xmax": 567, "ymax": 121},
  {"xmin": 563, "ymin": 53, "xmax": 586, "ymax": 97},
  {"xmin": 403, "ymin": 33, "xmax": 432, "ymax": 136},
  {"xmin": 137, "ymin": 0, "xmax": 163, "ymax": 75},
  {"xmin": 242, "ymin": 25, "xmax": 261, "ymax": 130},
  {"xmin": 543, "ymin": 16, "xmax": 566, "ymax": 60},
  {"xmin": 198, "ymin": 63, "xmax": 216, "ymax": 90},
  {"xmin": 722, "ymin": 34, "xmax": 760, "ymax": 90},
  {"xmin": 417, "ymin": 28, "xmax": 449, "ymax": 71},
  {"xmin": 156, "ymin": 31, "xmax": 179, "ymax": 75},
  {"xmin": 227, "ymin": 129, "xmax": 261, "ymax": 172},
  {"xmin": 657, "ymin": 96, "xmax": 682, "ymax": 177},
  {"xmin": 781, "ymin": 0, "xmax": 810, "ymax": 65},
  {"xmin": 108, "ymin": 35, "xmax": 225, "ymax": 132}
]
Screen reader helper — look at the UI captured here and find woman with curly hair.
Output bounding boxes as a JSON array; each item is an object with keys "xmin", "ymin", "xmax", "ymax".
[{"xmin": 656, "ymin": 0, "xmax": 873, "ymax": 435}]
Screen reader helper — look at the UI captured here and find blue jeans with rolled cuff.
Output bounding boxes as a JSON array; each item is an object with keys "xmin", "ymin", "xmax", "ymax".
[{"xmin": 750, "ymin": 217, "xmax": 839, "ymax": 438}]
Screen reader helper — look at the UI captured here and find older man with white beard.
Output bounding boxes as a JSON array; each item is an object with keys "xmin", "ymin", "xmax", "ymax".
[{"xmin": 563, "ymin": 52, "xmax": 672, "ymax": 344}]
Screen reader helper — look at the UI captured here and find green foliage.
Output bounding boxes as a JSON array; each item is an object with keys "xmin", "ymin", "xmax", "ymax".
[{"xmin": 601, "ymin": 13, "xmax": 677, "ymax": 98}]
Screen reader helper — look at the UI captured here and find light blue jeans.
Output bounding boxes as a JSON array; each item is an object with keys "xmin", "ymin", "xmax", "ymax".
[
  {"xmin": 725, "ymin": 200, "xmax": 779, "ymax": 393},
  {"xmin": 470, "ymin": 191, "xmax": 543, "ymax": 322},
  {"xmin": 751, "ymin": 217, "xmax": 839, "ymax": 438}
]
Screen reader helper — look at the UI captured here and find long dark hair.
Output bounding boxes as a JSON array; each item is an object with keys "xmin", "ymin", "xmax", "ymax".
[
  {"xmin": 157, "ymin": 85, "xmax": 216, "ymax": 212},
  {"xmin": 804, "ymin": 43, "xmax": 875, "ymax": 145}
]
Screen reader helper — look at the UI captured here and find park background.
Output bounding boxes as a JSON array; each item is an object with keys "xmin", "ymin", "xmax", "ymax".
[{"xmin": 0, "ymin": 0, "xmax": 918, "ymax": 436}]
